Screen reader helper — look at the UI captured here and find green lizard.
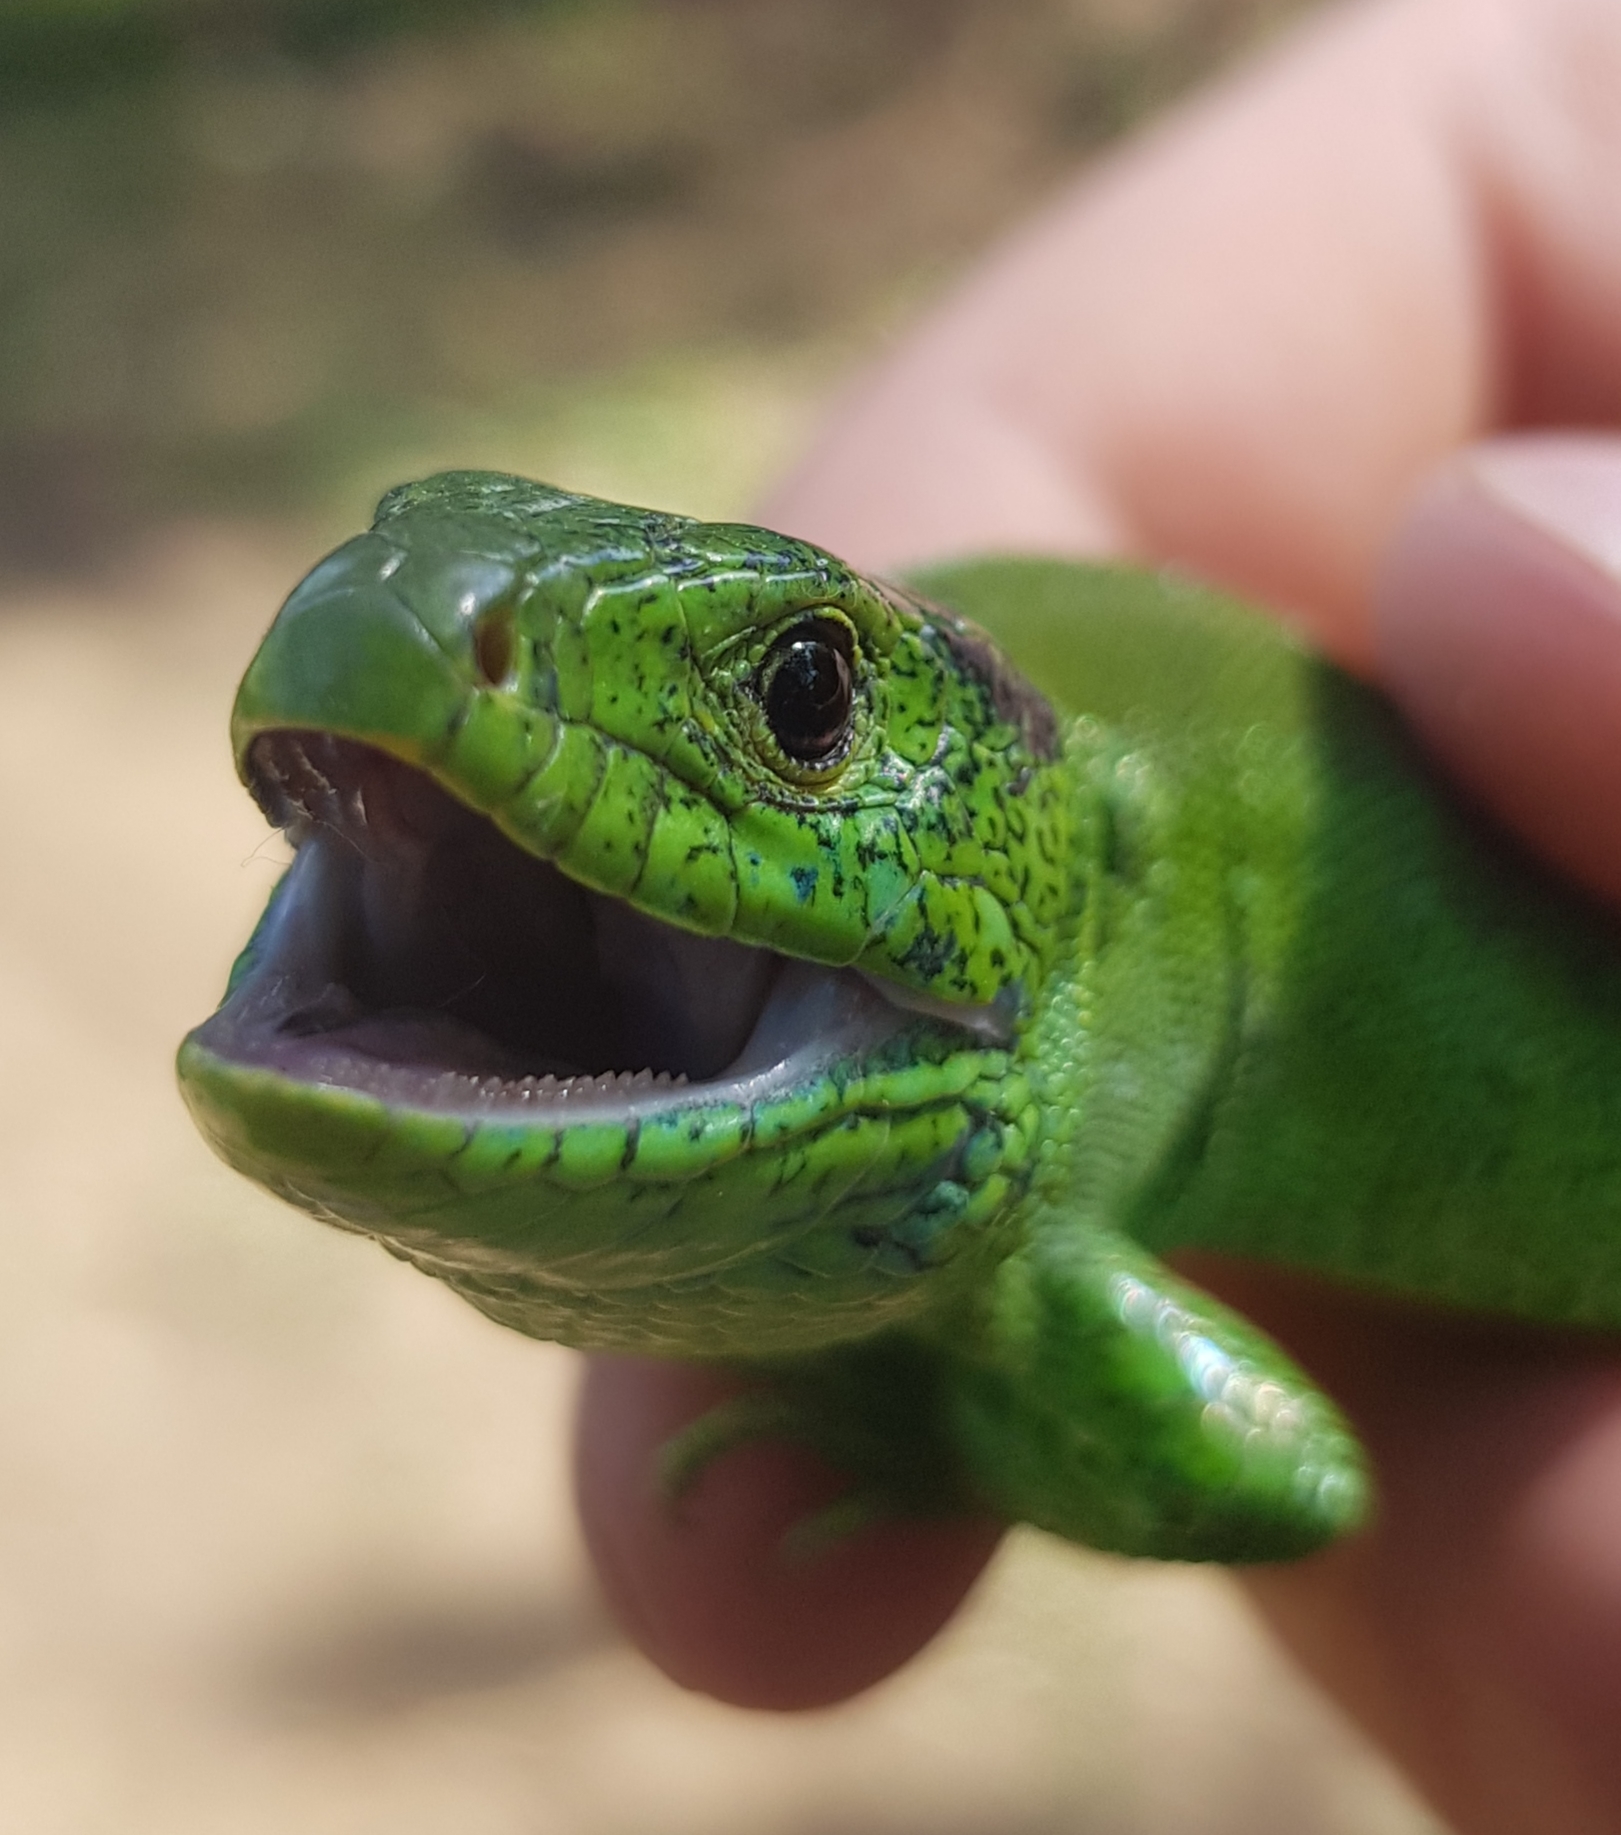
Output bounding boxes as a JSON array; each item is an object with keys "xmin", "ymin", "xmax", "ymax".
[{"xmin": 178, "ymin": 469, "xmax": 1621, "ymax": 1565}]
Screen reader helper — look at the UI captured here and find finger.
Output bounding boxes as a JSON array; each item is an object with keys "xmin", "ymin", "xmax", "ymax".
[
  {"xmin": 574, "ymin": 1358, "xmax": 1002, "ymax": 1709},
  {"xmin": 1377, "ymin": 433, "xmax": 1621, "ymax": 904},
  {"xmin": 1181, "ymin": 1258, "xmax": 1621, "ymax": 1835},
  {"xmin": 763, "ymin": 0, "xmax": 1621, "ymax": 661}
]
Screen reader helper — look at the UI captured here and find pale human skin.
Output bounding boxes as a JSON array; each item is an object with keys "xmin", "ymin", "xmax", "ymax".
[{"xmin": 573, "ymin": 2, "xmax": 1621, "ymax": 1829}]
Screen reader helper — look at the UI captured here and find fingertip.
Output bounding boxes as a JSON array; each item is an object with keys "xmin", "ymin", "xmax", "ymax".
[
  {"xmin": 1375, "ymin": 433, "xmax": 1621, "ymax": 904},
  {"xmin": 573, "ymin": 1357, "xmax": 1003, "ymax": 1711}
]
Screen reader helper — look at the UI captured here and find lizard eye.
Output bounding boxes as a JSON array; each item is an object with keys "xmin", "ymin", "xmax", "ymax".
[{"xmin": 760, "ymin": 618, "xmax": 856, "ymax": 766}]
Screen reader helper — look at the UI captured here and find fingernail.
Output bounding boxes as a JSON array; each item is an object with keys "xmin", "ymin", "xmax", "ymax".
[
  {"xmin": 1375, "ymin": 434, "xmax": 1621, "ymax": 904},
  {"xmin": 1471, "ymin": 436, "xmax": 1621, "ymax": 575}
]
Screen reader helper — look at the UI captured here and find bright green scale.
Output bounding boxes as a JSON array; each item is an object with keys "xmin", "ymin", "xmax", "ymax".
[{"xmin": 180, "ymin": 472, "xmax": 1621, "ymax": 1564}]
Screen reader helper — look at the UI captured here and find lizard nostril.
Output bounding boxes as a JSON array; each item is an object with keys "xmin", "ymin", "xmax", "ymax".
[{"xmin": 473, "ymin": 604, "xmax": 516, "ymax": 686}]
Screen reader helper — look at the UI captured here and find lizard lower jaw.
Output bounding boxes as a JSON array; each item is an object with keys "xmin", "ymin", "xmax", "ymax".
[{"xmin": 188, "ymin": 736, "xmax": 940, "ymax": 1123}]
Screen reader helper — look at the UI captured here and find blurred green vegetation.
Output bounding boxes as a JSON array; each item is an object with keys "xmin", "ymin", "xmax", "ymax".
[
  {"xmin": 0, "ymin": 0, "xmax": 1314, "ymax": 570},
  {"xmin": 0, "ymin": 0, "xmax": 568, "ymax": 93}
]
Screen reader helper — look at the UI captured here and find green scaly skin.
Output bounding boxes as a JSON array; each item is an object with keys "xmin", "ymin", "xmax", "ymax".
[{"xmin": 179, "ymin": 471, "xmax": 1621, "ymax": 1564}]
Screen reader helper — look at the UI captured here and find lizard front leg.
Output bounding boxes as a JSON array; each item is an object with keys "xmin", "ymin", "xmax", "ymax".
[
  {"xmin": 658, "ymin": 1221, "xmax": 1364, "ymax": 1562},
  {"xmin": 941, "ymin": 1213, "xmax": 1368, "ymax": 1561}
]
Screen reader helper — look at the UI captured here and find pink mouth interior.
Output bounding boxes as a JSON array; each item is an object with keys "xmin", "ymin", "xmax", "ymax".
[{"xmin": 239, "ymin": 732, "xmax": 785, "ymax": 1085}]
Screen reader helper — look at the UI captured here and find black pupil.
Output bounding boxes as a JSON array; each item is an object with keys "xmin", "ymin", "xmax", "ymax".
[{"xmin": 764, "ymin": 625, "xmax": 854, "ymax": 763}]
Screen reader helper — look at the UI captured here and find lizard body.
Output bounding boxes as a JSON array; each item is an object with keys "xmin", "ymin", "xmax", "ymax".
[{"xmin": 180, "ymin": 472, "xmax": 1621, "ymax": 1562}]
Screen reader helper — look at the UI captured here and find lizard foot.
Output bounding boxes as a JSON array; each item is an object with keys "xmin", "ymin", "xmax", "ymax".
[{"xmin": 655, "ymin": 1342, "xmax": 975, "ymax": 1554}]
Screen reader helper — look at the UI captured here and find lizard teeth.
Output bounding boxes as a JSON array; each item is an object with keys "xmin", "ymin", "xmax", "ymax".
[{"xmin": 401, "ymin": 1065, "xmax": 697, "ymax": 1106}]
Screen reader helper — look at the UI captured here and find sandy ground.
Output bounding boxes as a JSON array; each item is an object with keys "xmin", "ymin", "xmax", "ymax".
[{"xmin": 0, "ymin": 524, "xmax": 1448, "ymax": 1834}]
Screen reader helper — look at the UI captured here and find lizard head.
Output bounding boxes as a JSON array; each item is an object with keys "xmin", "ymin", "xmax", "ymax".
[{"xmin": 178, "ymin": 472, "xmax": 1072, "ymax": 1355}]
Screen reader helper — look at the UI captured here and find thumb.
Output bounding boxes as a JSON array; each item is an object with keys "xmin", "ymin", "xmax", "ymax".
[{"xmin": 1376, "ymin": 434, "xmax": 1621, "ymax": 906}]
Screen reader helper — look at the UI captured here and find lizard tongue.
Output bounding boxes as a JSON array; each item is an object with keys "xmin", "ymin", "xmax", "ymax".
[
  {"xmin": 588, "ymin": 895, "xmax": 779, "ymax": 1081},
  {"xmin": 298, "ymin": 880, "xmax": 780, "ymax": 1084}
]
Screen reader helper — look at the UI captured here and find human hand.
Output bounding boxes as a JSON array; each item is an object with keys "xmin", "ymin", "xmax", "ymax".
[{"xmin": 575, "ymin": 3, "xmax": 1621, "ymax": 1827}]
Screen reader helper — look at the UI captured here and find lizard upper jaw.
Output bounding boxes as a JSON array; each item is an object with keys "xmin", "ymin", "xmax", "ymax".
[{"xmin": 192, "ymin": 734, "xmax": 983, "ymax": 1122}]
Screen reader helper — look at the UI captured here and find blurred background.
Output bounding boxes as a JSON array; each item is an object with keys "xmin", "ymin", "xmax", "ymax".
[{"xmin": 0, "ymin": 3, "xmax": 1451, "ymax": 1831}]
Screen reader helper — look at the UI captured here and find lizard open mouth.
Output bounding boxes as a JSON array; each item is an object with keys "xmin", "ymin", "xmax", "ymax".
[{"xmin": 189, "ymin": 732, "xmax": 997, "ymax": 1123}]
